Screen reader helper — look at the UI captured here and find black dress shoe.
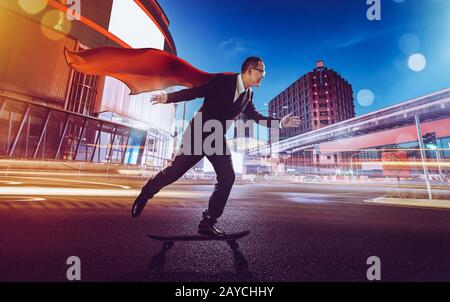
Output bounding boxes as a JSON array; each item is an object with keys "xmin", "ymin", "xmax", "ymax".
[
  {"xmin": 198, "ymin": 222, "xmax": 226, "ymax": 237},
  {"xmin": 131, "ymin": 194, "xmax": 150, "ymax": 218}
]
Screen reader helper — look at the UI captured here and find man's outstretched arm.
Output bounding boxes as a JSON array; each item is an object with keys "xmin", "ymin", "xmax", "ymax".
[
  {"xmin": 150, "ymin": 76, "xmax": 218, "ymax": 105},
  {"xmin": 243, "ymin": 101, "xmax": 301, "ymax": 128},
  {"xmin": 242, "ymin": 100, "xmax": 281, "ymax": 127}
]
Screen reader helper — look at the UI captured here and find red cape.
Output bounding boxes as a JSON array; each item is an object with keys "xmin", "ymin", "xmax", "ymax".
[{"xmin": 64, "ymin": 47, "xmax": 227, "ymax": 95}]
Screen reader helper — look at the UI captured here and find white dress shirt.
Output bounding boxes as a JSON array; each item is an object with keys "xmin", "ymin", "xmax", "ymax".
[
  {"xmin": 234, "ymin": 73, "xmax": 283, "ymax": 127},
  {"xmin": 234, "ymin": 73, "xmax": 250, "ymax": 102}
]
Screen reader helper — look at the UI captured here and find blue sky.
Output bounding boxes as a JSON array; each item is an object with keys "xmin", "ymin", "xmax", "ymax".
[{"xmin": 159, "ymin": 0, "xmax": 450, "ymax": 125}]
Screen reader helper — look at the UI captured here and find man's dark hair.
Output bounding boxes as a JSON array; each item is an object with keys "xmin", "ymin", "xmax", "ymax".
[{"xmin": 241, "ymin": 57, "xmax": 263, "ymax": 73}]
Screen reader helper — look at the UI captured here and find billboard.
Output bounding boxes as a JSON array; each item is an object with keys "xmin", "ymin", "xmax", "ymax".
[{"xmin": 381, "ymin": 150, "xmax": 411, "ymax": 178}]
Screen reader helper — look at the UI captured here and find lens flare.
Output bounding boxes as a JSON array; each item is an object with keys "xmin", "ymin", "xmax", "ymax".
[
  {"xmin": 399, "ymin": 33, "xmax": 420, "ymax": 55},
  {"xmin": 357, "ymin": 89, "xmax": 375, "ymax": 107},
  {"xmin": 19, "ymin": 0, "xmax": 47, "ymax": 14},
  {"xmin": 40, "ymin": 10, "xmax": 72, "ymax": 41},
  {"xmin": 408, "ymin": 53, "xmax": 426, "ymax": 72}
]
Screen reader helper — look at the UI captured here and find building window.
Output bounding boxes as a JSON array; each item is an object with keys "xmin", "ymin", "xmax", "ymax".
[{"xmin": 67, "ymin": 71, "xmax": 99, "ymax": 116}]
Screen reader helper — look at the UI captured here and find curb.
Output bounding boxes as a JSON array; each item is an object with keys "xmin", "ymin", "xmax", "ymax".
[{"xmin": 364, "ymin": 197, "xmax": 450, "ymax": 210}]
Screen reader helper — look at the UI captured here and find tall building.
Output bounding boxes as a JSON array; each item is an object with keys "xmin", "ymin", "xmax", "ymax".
[
  {"xmin": 269, "ymin": 61, "xmax": 355, "ymax": 139},
  {"xmin": 0, "ymin": 0, "xmax": 177, "ymax": 168}
]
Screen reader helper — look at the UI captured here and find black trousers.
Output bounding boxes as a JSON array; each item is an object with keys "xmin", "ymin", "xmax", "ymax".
[{"xmin": 139, "ymin": 152, "xmax": 235, "ymax": 219}]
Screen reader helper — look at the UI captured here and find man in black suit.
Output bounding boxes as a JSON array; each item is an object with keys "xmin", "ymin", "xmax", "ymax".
[{"xmin": 132, "ymin": 57, "xmax": 300, "ymax": 236}]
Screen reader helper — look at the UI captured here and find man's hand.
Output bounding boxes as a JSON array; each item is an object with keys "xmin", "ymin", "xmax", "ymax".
[
  {"xmin": 150, "ymin": 92, "xmax": 168, "ymax": 105},
  {"xmin": 280, "ymin": 112, "xmax": 301, "ymax": 128}
]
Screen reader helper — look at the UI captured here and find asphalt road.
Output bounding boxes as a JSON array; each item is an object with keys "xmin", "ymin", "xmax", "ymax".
[{"xmin": 0, "ymin": 176, "xmax": 449, "ymax": 282}]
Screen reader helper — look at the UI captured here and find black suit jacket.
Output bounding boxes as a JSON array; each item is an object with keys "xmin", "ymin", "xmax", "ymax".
[
  {"xmin": 167, "ymin": 73, "xmax": 280, "ymax": 155},
  {"xmin": 167, "ymin": 73, "xmax": 280, "ymax": 129}
]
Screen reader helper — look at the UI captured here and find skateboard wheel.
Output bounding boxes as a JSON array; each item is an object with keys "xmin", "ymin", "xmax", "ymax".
[
  {"xmin": 163, "ymin": 241, "xmax": 174, "ymax": 250},
  {"xmin": 227, "ymin": 240, "xmax": 239, "ymax": 250}
]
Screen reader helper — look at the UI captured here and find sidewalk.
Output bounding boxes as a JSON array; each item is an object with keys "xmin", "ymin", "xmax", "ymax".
[{"xmin": 365, "ymin": 197, "xmax": 450, "ymax": 210}]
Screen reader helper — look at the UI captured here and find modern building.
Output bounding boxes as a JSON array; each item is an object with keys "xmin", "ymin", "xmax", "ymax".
[
  {"xmin": 249, "ymin": 88, "xmax": 450, "ymax": 178},
  {"xmin": 268, "ymin": 61, "xmax": 355, "ymax": 140},
  {"xmin": 0, "ymin": 0, "xmax": 177, "ymax": 168}
]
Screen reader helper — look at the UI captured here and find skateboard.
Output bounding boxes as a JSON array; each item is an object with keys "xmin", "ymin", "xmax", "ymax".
[{"xmin": 148, "ymin": 230, "xmax": 250, "ymax": 251}]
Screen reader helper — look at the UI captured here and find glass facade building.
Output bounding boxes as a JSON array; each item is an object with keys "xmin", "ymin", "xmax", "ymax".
[
  {"xmin": 0, "ymin": 95, "xmax": 146, "ymax": 164},
  {"xmin": 0, "ymin": 1, "xmax": 177, "ymax": 167}
]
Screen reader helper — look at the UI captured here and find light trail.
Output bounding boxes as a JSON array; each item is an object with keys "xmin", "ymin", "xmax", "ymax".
[
  {"xmin": 1, "ymin": 176, "xmax": 132, "ymax": 189},
  {"xmin": 0, "ymin": 170, "xmax": 146, "ymax": 178},
  {"xmin": 0, "ymin": 187, "xmax": 208, "ymax": 198}
]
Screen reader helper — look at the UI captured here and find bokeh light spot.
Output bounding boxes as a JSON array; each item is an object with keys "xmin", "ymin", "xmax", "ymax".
[
  {"xmin": 40, "ymin": 10, "xmax": 72, "ymax": 41},
  {"xmin": 408, "ymin": 53, "xmax": 426, "ymax": 72},
  {"xmin": 399, "ymin": 33, "xmax": 420, "ymax": 55},
  {"xmin": 19, "ymin": 0, "xmax": 47, "ymax": 14},
  {"xmin": 357, "ymin": 89, "xmax": 375, "ymax": 107}
]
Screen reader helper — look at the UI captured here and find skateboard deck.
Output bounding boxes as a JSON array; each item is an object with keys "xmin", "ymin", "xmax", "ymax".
[{"xmin": 148, "ymin": 230, "xmax": 250, "ymax": 250}]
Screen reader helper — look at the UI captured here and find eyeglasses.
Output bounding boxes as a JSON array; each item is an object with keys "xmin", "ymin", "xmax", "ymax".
[{"xmin": 251, "ymin": 67, "xmax": 266, "ymax": 77}]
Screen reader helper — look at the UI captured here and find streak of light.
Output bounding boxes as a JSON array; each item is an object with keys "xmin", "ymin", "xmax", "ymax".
[
  {"xmin": 117, "ymin": 170, "xmax": 145, "ymax": 175},
  {"xmin": 0, "ymin": 180, "xmax": 23, "ymax": 185},
  {"xmin": 7, "ymin": 176, "xmax": 131, "ymax": 189},
  {"xmin": 297, "ymin": 148, "xmax": 450, "ymax": 152},
  {"xmin": 0, "ymin": 197, "xmax": 46, "ymax": 202},
  {"xmin": 354, "ymin": 161, "xmax": 450, "ymax": 167},
  {"xmin": 0, "ymin": 171, "xmax": 144, "ymax": 178},
  {"xmin": 0, "ymin": 187, "xmax": 207, "ymax": 198}
]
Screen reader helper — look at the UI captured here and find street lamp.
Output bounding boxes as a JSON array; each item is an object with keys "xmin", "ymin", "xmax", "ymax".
[{"xmin": 415, "ymin": 115, "xmax": 432, "ymax": 200}]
